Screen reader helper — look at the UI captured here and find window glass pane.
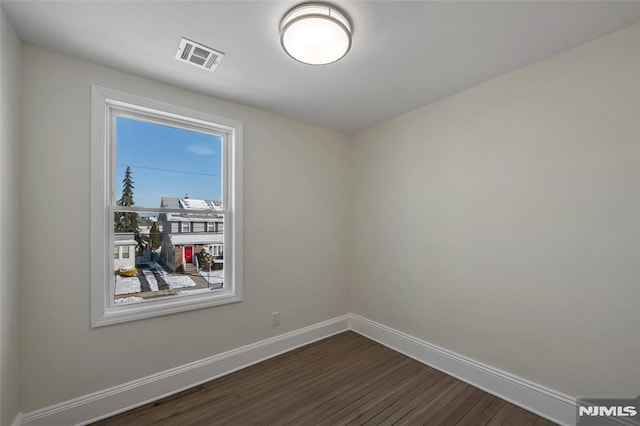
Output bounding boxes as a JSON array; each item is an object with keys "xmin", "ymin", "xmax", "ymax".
[
  {"xmin": 115, "ymin": 117, "xmax": 223, "ymax": 209},
  {"xmin": 112, "ymin": 211, "xmax": 224, "ymax": 306},
  {"xmin": 92, "ymin": 87, "xmax": 242, "ymax": 327}
]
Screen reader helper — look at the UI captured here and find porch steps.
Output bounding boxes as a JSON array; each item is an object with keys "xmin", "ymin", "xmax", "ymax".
[{"xmin": 184, "ymin": 264, "xmax": 198, "ymax": 276}]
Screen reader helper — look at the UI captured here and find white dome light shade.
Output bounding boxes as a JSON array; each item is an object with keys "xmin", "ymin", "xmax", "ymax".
[{"xmin": 280, "ymin": 4, "xmax": 352, "ymax": 65}]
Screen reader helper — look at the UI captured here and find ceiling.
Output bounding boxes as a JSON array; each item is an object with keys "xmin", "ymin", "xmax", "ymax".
[{"xmin": 3, "ymin": 1, "xmax": 639, "ymax": 133}]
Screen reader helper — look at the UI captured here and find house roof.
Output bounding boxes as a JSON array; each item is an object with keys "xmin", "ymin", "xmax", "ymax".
[
  {"xmin": 161, "ymin": 197, "xmax": 223, "ymax": 222},
  {"xmin": 114, "ymin": 233, "xmax": 137, "ymax": 246},
  {"xmin": 169, "ymin": 234, "xmax": 224, "ymax": 246}
]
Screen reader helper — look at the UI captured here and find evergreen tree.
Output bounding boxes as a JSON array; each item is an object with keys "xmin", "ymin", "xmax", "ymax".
[
  {"xmin": 120, "ymin": 166, "xmax": 135, "ymax": 206},
  {"xmin": 150, "ymin": 222, "xmax": 161, "ymax": 249},
  {"xmin": 114, "ymin": 166, "xmax": 139, "ymax": 233}
]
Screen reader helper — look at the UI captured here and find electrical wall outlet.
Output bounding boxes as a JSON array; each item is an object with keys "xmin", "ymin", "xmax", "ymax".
[{"xmin": 272, "ymin": 312, "xmax": 280, "ymax": 326}]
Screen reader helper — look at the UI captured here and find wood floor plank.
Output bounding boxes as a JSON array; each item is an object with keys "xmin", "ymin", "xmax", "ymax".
[
  {"xmin": 206, "ymin": 341, "xmax": 397, "ymax": 424},
  {"xmin": 434, "ymin": 387, "xmax": 487, "ymax": 425},
  {"xmin": 188, "ymin": 337, "xmax": 392, "ymax": 424},
  {"xmin": 486, "ymin": 402, "xmax": 516, "ymax": 425},
  {"xmin": 363, "ymin": 371, "xmax": 453, "ymax": 425},
  {"xmin": 143, "ymin": 334, "xmax": 373, "ymax": 424},
  {"xmin": 335, "ymin": 367, "xmax": 436, "ymax": 425},
  {"xmin": 312, "ymin": 359, "xmax": 426, "ymax": 426},
  {"xmin": 93, "ymin": 331, "xmax": 558, "ymax": 426},
  {"xmin": 266, "ymin": 353, "xmax": 411, "ymax": 424},
  {"xmin": 455, "ymin": 392, "xmax": 496, "ymax": 425},
  {"xmin": 244, "ymin": 342, "xmax": 397, "ymax": 424},
  {"xmin": 395, "ymin": 380, "xmax": 468, "ymax": 424}
]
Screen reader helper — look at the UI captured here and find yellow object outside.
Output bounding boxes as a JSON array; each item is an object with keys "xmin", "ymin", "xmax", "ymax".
[{"xmin": 119, "ymin": 266, "xmax": 138, "ymax": 277}]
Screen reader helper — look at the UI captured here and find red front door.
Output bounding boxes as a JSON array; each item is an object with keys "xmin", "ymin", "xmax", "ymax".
[{"xmin": 184, "ymin": 246, "xmax": 193, "ymax": 263}]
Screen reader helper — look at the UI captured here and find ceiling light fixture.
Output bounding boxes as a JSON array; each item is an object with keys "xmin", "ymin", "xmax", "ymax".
[{"xmin": 280, "ymin": 3, "xmax": 352, "ymax": 65}]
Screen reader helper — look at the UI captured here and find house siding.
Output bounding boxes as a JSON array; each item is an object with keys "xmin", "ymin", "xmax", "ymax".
[
  {"xmin": 113, "ymin": 247, "xmax": 135, "ymax": 271},
  {"xmin": 170, "ymin": 243, "xmax": 215, "ymax": 271},
  {"xmin": 174, "ymin": 246, "xmax": 183, "ymax": 270}
]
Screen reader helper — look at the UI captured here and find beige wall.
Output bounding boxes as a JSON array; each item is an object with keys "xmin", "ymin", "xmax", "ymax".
[
  {"xmin": 11, "ymin": 17, "xmax": 640, "ymax": 416},
  {"xmin": 350, "ymin": 24, "xmax": 639, "ymax": 397},
  {"xmin": 0, "ymin": 6, "xmax": 22, "ymax": 425},
  {"xmin": 19, "ymin": 46, "xmax": 351, "ymax": 411}
]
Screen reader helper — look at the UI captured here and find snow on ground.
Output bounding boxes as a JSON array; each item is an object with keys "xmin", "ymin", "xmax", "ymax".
[
  {"xmin": 114, "ymin": 296, "xmax": 144, "ymax": 305},
  {"xmin": 115, "ymin": 275, "xmax": 141, "ymax": 295},
  {"xmin": 142, "ymin": 261, "xmax": 196, "ymax": 289},
  {"xmin": 142, "ymin": 270, "xmax": 159, "ymax": 291},
  {"xmin": 199, "ymin": 269, "xmax": 223, "ymax": 285},
  {"xmin": 115, "ymin": 263, "xmax": 204, "ymax": 295},
  {"xmin": 165, "ymin": 274, "xmax": 196, "ymax": 289},
  {"xmin": 176, "ymin": 288, "xmax": 213, "ymax": 296}
]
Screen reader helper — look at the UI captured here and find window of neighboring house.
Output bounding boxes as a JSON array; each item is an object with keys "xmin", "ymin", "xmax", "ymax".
[
  {"xmin": 91, "ymin": 86, "xmax": 243, "ymax": 327},
  {"xmin": 206, "ymin": 222, "xmax": 215, "ymax": 232},
  {"xmin": 203, "ymin": 244, "xmax": 223, "ymax": 258}
]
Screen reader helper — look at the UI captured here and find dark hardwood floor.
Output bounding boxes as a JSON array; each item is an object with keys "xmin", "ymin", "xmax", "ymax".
[{"xmin": 93, "ymin": 331, "xmax": 557, "ymax": 425}]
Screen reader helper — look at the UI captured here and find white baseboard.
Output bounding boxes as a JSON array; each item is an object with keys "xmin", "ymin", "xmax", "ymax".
[
  {"xmin": 21, "ymin": 315, "xmax": 349, "ymax": 426},
  {"xmin": 11, "ymin": 412, "xmax": 23, "ymax": 426},
  {"xmin": 349, "ymin": 313, "xmax": 577, "ymax": 426},
  {"xmin": 20, "ymin": 313, "xmax": 580, "ymax": 426}
]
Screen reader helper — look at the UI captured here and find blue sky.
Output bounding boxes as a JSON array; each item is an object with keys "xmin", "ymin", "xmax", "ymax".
[{"xmin": 115, "ymin": 117, "xmax": 222, "ymax": 208}]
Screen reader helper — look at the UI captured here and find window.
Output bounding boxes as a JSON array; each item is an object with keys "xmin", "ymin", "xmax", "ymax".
[
  {"xmin": 91, "ymin": 86, "xmax": 243, "ymax": 327},
  {"xmin": 208, "ymin": 244, "xmax": 223, "ymax": 256}
]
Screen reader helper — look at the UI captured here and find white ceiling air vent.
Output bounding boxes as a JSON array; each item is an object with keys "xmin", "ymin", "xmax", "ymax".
[{"xmin": 175, "ymin": 37, "xmax": 224, "ymax": 72}]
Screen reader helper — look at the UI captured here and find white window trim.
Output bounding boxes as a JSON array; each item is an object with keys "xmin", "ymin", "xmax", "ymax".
[{"xmin": 91, "ymin": 85, "xmax": 243, "ymax": 327}]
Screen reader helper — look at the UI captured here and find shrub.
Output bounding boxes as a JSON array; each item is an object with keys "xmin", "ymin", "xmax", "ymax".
[{"xmin": 196, "ymin": 249, "xmax": 214, "ymax": 270}]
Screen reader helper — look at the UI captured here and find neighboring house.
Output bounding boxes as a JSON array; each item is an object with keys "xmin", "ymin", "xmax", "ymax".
[
  {"xmin": 137, "ymin": 216, "xmax": 159, "ymax": 261},
  {"xmin": 137, "ymin": 215, "xmax": 158, "ymax": 236},
  {"xmin": 159, "ymin": 196, "xmax": 224, "ymax": 272},
  {"xmin": 113, "ymin": 233, "xmax": 137, "ymax": 271}
]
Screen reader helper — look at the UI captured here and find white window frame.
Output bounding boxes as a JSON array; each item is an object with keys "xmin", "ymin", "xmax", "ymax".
[
  {"xmin": 181, "ymin": 221, "xmax": 190, "ymax": 233},
  {"xmin": 91, "ymin": 86, "xmax": 243, "ymax": 327}
]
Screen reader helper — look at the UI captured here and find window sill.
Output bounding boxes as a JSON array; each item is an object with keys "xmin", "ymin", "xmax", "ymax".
[{"xmin": 92, "ymin": 289, "xmax": 242, "ymax": 327}]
